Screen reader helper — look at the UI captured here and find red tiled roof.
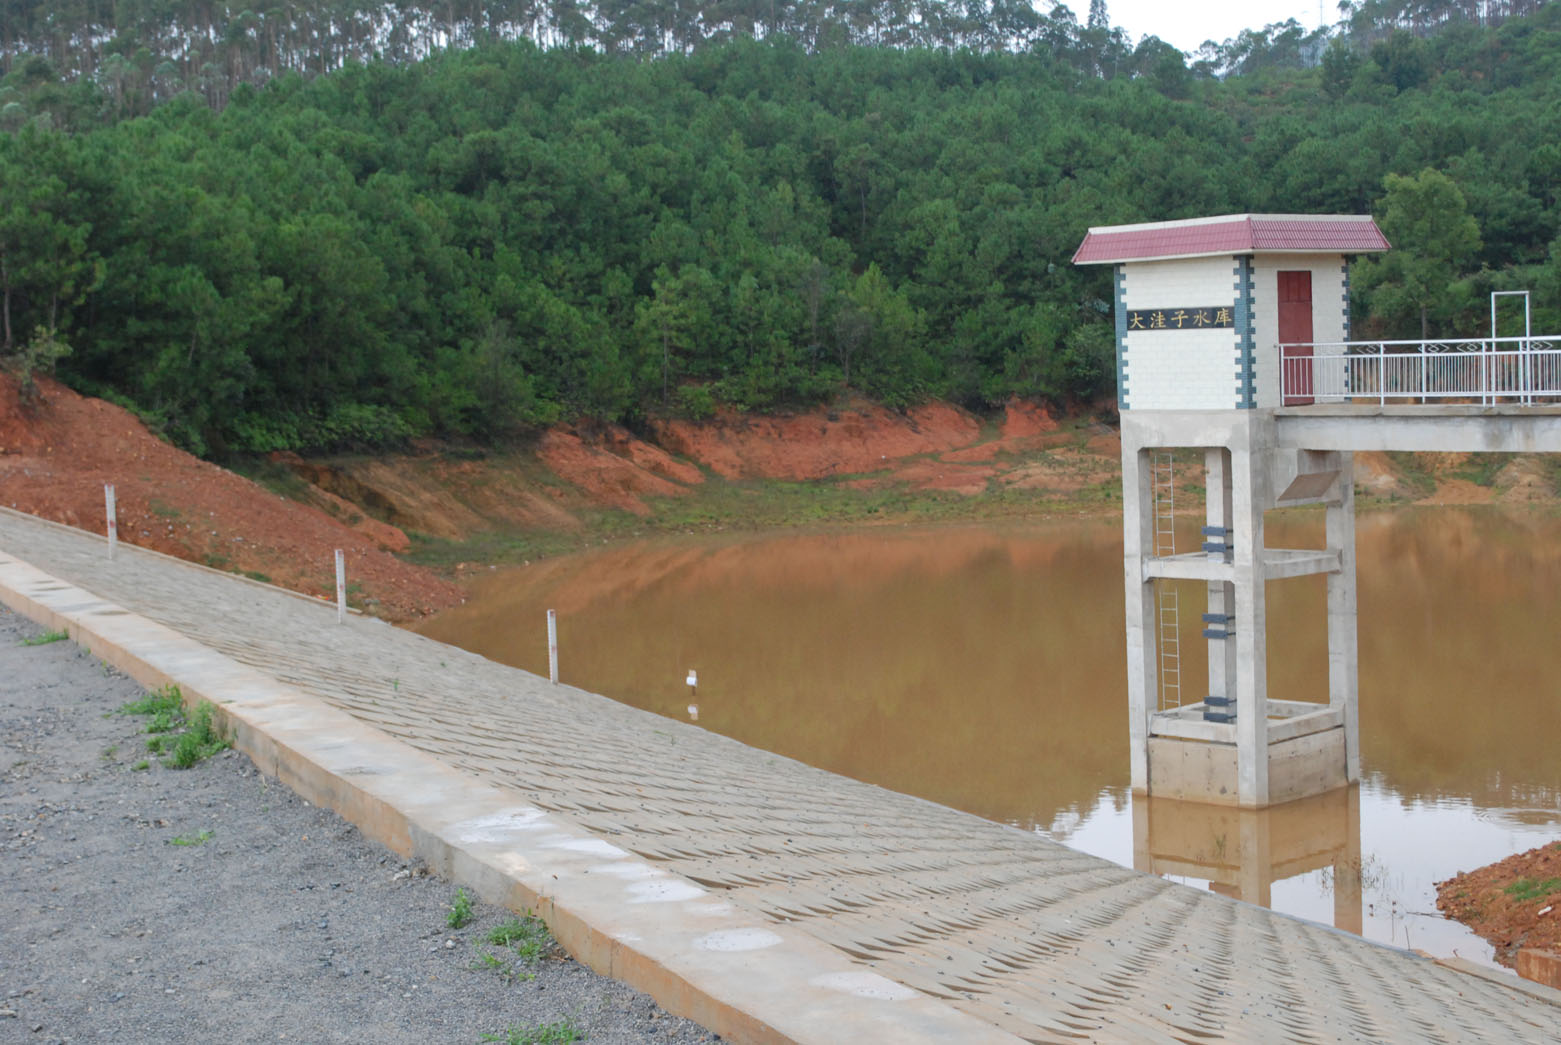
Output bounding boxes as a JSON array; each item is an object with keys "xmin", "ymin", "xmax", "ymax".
[{"xmin": 1072, "ymin": 214, "xmax": 1390, "ymax": 265}]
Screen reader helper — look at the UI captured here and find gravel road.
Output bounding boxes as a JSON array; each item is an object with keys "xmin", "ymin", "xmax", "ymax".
[{"xmin": 0, "ymin": 607, "xmax": 714, "ymax": 1045}]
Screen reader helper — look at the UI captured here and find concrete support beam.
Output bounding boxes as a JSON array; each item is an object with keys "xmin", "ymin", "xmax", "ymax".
[
  {"xmin": 1275, "ymin": 405, "xmax": 1561, "ymax": 453},
  {"xmin": 1261, "ymin": 548, "xmax": 1342, "ymax": 579},
  {"xmin": 1325, "ymin": 451, "xmax": 1361, "ymax": 783},
  {"xmin": 1205, "ymin": 448, "xmax": 1235, "ymax": 715},
  {"xmin": 1144, "ymin": 548, "xmax": 1339, "ymax": 582},
  {"xmin": 1144, "ymin": 556, "xmax": 1233, "ymax": 582},
  {"xmin": 1120, "ymin": 444, "xmax": 1157, "ymax": 793},
  {"xmin": 1230, "ymin": 438, "xmax": 1270, "ymax": 807}
]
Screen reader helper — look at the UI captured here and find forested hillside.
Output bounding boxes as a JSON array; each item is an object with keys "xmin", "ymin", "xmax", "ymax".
[
  {"xmin": 1, "ymin": 0, "xmax": 1549, "ymax": 98},
  {"xmin": 1, "ymin": 3, "xmax": 1559, "ymax": 455}
]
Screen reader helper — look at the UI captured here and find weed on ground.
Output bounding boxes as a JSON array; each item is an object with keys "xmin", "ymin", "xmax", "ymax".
[
  {"xmin": 19, "ymin": 628, "xmax": 68, "ymax": 646},
  {"xmin": 169, "ymin": 830, "xmax": 214, "ymax": 847},
  {"xmin": 447, "ymin": 886, "xmax": 474, "ymax": 929},
  {"xmin": 471, "ymin": 912, "xmax": 558, "ymax": 981},
  {"xmin": 116, "ymin": 684, "xmax": 231, "ymax": 768},
  {"xmin": 1503, "ymin": 876, "xmax": 1561, "ymax": 903},
  {"xmin": 480, "ymin": 1017, "xmax": 580, "ymax": 1044},
  {"xmin": 484, "ymin": 913, "xmax": 554, "ymax": 962}
]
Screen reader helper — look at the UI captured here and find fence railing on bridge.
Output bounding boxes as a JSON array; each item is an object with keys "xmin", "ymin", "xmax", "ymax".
[{"xmin": 1281, "ymin": 336, "xmax": 1561, "ymax": 407}]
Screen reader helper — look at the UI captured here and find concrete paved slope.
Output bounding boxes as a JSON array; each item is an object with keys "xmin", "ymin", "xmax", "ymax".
[{"xmin": 1, "ymin": 509, "xmax": 1556, "ymax": 1043}]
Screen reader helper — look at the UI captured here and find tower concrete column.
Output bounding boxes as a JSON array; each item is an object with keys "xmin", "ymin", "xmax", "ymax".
[
  {"xmin": 1230, "ymin": 439, "xmax": 1269, "ymax": 807},
  {"xmin": 1121, "ymin": 443, "xmax": 1157, "ymax": 794},
  {"xmin": 1204, "ymin": 448, "xmax": 1236, "ymax": 715},
  {"xmin": 1326, "ymin": 451, "xmax": 1361, "ymax": 783}
]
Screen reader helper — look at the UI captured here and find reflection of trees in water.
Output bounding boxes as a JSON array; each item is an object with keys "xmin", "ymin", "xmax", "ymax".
[
  {"xmin": 427, "ymin": 523, "xmax": 1130, "ymax": 826},
  {"xmin": 1354, "ymin": 508, "xmax": 1561, "ymax": 810}
]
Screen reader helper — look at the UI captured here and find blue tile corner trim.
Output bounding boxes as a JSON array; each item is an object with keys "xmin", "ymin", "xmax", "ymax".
[
  {"xmin": 1341, "ymin": 261, "xmax": 1352, "ymax": 341},
  {"xmin": 1114, "ymin": 264, "xmax": 1129, "ymax": 411},
  {"xmin": 1234, "ymin": 256, "xmax": 1256, "ymax": 408}
]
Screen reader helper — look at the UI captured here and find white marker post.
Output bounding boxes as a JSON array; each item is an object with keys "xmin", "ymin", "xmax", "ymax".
[
  {"xmin": 686, "ymin": 669, "xmax": 698, "ymax": 720},
  {"xmin": 335, "ymin": 549, "xmax": 346, "ymax": 624},
  {"xmin": 104, "ymin": 484, "xmax": 117, "ymax": 560},
  {"xmin": 547, "ymin": 609, "xmax": 559, "ymax": 684}
]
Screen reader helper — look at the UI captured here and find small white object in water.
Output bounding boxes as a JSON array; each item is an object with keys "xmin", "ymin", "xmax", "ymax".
[
  {"xmin": 686, "ymin": 669, "xmax": 698, "ymax": 687},
  {"xmin": 687, "ymin": 704, "xmax": 699, "ymax": 721}
]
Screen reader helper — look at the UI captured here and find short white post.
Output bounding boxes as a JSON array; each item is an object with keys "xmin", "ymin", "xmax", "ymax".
[
  {"xmin": 104, "ymin": 484, "xmax": 117, "ymax": 560},
  {"xmin": 335, "ymin": 549, "xmax": 346, "ymax": 624},
  {"xmin": 547, "ymin": 609, "xmax": 559, "ymax": 684}
]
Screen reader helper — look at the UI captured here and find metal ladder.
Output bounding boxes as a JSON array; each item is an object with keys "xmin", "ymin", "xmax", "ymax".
[{"xmin": 1152, "ymin": 452, "xmax": 1181, "ymax": 711}]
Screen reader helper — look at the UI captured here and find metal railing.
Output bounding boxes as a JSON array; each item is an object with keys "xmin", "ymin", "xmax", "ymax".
[{"xmin": 1279, "ymin": 336, "xmax": 1561, "ymax": 406}]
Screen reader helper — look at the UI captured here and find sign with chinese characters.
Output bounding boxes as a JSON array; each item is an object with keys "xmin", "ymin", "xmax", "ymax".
[{"xmin": 1126, "ymin": 307, "xmax": 1234, "ymax": 331}]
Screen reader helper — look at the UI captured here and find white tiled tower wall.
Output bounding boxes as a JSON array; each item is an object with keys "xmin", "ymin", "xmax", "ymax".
[{"xmin": 1120, "ymin": 257, "xmax": 1242, "ymax": 411}]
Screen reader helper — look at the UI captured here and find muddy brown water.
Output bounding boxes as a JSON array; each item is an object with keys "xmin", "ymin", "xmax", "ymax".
[{"xmin": 419, "ymin": 507, "xmax": 1561, "ymax": 968}]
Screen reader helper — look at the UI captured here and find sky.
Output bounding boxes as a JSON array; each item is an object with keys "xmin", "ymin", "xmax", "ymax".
[{"xmin": 1099, "ymin": 0, "xmax": 1333, "ymax": 53}]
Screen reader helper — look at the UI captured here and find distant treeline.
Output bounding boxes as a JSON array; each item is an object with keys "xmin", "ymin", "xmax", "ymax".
[
  {"xmin": 0, "ymin": 0, "xmax": 1551, "ymax": 116},
  {"xmin": 0, "ymin": 6, "xmax": 1559, "ymax": 454}
]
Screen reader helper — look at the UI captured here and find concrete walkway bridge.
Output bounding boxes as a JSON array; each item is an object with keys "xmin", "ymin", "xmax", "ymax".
[{"xmin": 2, "ymin": 509, "xmax": 1557, "ymax": 1043}]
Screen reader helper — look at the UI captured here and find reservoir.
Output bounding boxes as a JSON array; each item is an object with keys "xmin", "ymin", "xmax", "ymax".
[{"xmin": 418, "ymin": 506, "xmax": 1561, "ymax": 967}]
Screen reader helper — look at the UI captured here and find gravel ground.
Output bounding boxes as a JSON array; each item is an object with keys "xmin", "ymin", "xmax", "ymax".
[{"xmin": 0, "ymin": 607, "xmax": 715, "ymax": 1045}]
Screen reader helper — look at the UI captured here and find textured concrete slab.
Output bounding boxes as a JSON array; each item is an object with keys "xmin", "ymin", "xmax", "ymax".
[{"xmin": 2, "ymin": 507, "xmax": 1559, "ymax": 1043}]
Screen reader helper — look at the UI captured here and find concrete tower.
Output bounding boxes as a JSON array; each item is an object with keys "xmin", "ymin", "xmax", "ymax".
[
  {"xmin": 1075, "ymin": 214, "xmax": 1391, "ymax": 807},
  {"xmin": 1078, "ymin": 213, "xmax": 1561, "ymax": 807}
]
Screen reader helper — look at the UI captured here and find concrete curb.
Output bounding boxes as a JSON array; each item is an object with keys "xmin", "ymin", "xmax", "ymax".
[{"xmin": 0, "ymin": 550, "xmax": 1021, "ymax": 1045}]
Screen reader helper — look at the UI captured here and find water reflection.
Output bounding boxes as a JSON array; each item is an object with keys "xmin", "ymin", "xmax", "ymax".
[
  {"xmin": 418, "ymin": 507, "xmax": 1561, "ymax": 964},
  {"xmin": 1132, "ymin": 787, "xmax": 1363, "ymax": 935},
  {"xmin": 421, "ymin": 520, "xmax": 1132, "ymax": 824},
  {"xmin": 1057, "ymin": 779, "xmax": 1554, "ymax": 964}
]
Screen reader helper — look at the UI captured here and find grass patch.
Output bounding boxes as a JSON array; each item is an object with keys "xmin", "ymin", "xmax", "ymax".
[
  {"xmin": 480, "ymin": 1018, "xmax": 580, "ymax": 1045},
  {"xmin": 1385, "ymin": 452, "xmax": 1438, "ymax": 500},
  {"xmin": 404, "ymin": 455, "xmax": 1124, "ymax": 575},
  {"xmin": 470, "ymin": 910, "xmax": 559, "ymax": 984},
  {"xmin": 1535, "ymin": 456, "xmax": 1561, "ymax": 499},
  {"xmin": 1449, "ymin": 452, "xmax": 1506, "ymax": 488},
  {"xmin": 484, "ymin": 913, "xmax": 554, "ymax": 963},
  {"xmin": 119, "ymin": 684, "xmax": 184, "ymax": 730},
  {"xmin": 164, "ymin": 702, "xmax": 230, "ymax": 768},
  {"xmin": 169, "ymin": 830, "xmax": 213, "ymax": 847},
  {"xmin": 470, "ymin": 949, "xmax": 529, "ymax": 981},
  {"xmin": 19, "ymin": 629, "xmax": 68, "ymax": 646},
  {"xmin": 131, "ymin": 759, "xmax": 150, "ymax": 771},
  {"xmin": 1502, "ymin": 876, "xmax": 1561, "ymax": 904},
  {"xmin": 447, "ymin": 887, "xmax": 474, "ymax": 929},
  {"xmin": 405, "ymin": 528, "xmax": 592, "ymax": 572},
  {"xmin": 226, "ymin": 455, "xmax": 315, "ymax": 502},
  {"xmin": 117, "ymin": 684, "xmax": 231, "ymax": 768}
]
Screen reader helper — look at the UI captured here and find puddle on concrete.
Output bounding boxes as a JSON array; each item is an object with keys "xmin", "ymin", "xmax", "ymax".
[{"xmin": 419, "ymin": 508, "xmax": 1561, "ymax": 965}]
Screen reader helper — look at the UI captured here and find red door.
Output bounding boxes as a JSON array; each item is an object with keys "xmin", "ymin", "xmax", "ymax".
[{"xmin": 1279, "ymin": 270, "xmax": 1314, "ymax": 406}]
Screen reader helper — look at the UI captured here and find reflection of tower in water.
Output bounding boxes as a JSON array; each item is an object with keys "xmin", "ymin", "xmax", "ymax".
[{"xmin": 1132, "ymin": 785, "xmax": 1363, "ymax": 935}]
